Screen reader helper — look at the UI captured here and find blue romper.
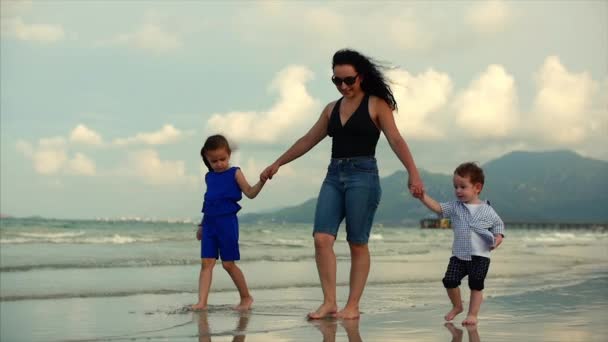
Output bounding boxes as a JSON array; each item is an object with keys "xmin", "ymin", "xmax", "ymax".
[{"xmin": 201, "ymin": 167, "xmax": 242, "ymax": 261}]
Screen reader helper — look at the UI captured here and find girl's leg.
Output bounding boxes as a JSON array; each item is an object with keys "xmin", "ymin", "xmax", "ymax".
[
  {"xmin": 308, "ymin": 232, "xmax": 338, "ymax": 319},
  {"xmin": 337, "ymin": 242, "xmax": 370, "ymax": 319},
  {"xmin": 222, "ymin": 261, "xmax": 253, "ymax": 311},
  {"xmin": 192, "ymin": 258, "xmax": 216, "ymax": 310},
  {"xmin": 462, "ymin": 290, "xmax": 483, "ymax": 325}
]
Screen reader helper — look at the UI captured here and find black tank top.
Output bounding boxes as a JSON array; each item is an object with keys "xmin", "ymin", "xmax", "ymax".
[{"xmin": 327, "ymin": 95, "xmax": 380, "ymax": 158}]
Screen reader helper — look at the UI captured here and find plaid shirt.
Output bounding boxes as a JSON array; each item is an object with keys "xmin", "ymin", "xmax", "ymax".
[{"xmin": 439, "ymin": 200, "xmax": 505, "ymax": 261}]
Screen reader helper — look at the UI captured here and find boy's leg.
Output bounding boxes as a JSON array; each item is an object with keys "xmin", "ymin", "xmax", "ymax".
[
  {"xmin": 463, "ymin": 256, "xmax": 490, "ymax": 325},
  {"xmin": 443, "ymin": 257, "xmax": 467, "ymax": 321},
  {"xmin": 222, "ymin": 261, "xmax": 253, "ymax": 311},
  {"xmin": 192, "ymin": 258, "xmax": 216, "ymax": 310},
  {"xmin": 462, "ymin": 290, "xmax": 482, "ymax": 326}
]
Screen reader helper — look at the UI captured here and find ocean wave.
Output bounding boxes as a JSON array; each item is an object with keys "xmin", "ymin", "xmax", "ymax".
[
  {"xmin": 523, "ymin": 232, "xmax": 598, "ymax": 243},
  {"xmin": 0, "ymin": 234, "xmax": 160, "ymax": 245}
]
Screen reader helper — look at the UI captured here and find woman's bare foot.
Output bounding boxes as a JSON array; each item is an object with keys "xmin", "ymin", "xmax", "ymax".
[
  {"xmin": 444, "ymin": 306, "xmax": 463, "ymax": 321},
  {"xmin": 335, "ymin": 306, "xmax": 360, "ymax": 320},
  {"xmin": 191, "ymin": 303, "xmax": 208, "ymax": 311},
  {"xmin": 462, "ymin": 314, "xmax": 478, "ymax": 326},
  {"xmin": 234, "ymin": 296, "xmax": 254, "ymax": 311},
  {"xmin": 307, "ymin": 303, "xmax": 338, "ymax": 320}
]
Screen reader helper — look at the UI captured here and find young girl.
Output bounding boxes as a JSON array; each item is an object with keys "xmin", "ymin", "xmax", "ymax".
[{"xmin": 192, "ymin": 134, "xmax": 265, "ymax": 311}]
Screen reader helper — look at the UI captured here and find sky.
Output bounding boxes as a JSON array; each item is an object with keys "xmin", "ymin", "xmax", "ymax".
[{"xmin": 1, "ymin": 0, "xmax": 607, "ymax": 220}]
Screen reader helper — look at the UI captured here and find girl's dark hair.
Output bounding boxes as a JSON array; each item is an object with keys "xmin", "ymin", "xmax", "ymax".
[
  {"xmin": 332, "ymin": 49, "xmax": 397, "ymax": 111},
  {"xmin": 200, "ymin": 134, "xmax": 231, "ymax": 171}
]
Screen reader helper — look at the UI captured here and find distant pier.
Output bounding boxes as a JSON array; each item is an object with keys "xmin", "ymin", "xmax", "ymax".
[{"xmin": 421, "ymin": 218, "xmax": 607, "ymax": 230}]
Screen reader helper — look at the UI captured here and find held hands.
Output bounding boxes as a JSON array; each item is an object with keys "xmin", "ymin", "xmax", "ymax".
[
  {"xmin": 260, "ymin": 162, "xmax": 280, "ymax": 182},
  {"xmin": 408, "ymin": 174, "xmax": 425, "ymax": 198}
]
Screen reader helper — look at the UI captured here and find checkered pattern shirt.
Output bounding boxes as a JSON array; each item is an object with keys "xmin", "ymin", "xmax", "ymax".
[{"xmin": 439, "ymin": 200, "xmax": 505, "ymax": 261}]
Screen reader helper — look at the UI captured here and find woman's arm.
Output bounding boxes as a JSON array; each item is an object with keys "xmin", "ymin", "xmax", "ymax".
[
  {"xmin": 236, "ymin": 169, "xmax": 265, "ymax": 199},
  {"xmin": 260, "ymin": 103, "xmax": 332, "ymax": 181},
  {"xmin": 373, "ymin": 97, "xmax": 424, "ymax": 196}
]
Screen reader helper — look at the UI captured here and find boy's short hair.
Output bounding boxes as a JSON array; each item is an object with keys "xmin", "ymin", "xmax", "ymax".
[{"xmin": 454, "ymin": 162, "xmax": 485, "ymax": 186}]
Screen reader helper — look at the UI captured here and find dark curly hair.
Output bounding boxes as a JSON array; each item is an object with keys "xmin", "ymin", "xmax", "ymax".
[
  {"xmin": 200, "ymin": 134, "xmax": 231, "ymax": 171},
  {"xmin": 332, "ymin": 49, "xmax": 397, "ymax": 111},
  {"xmin": 454, "ymin": 162, "xmax": 485, "ymax": 187}
]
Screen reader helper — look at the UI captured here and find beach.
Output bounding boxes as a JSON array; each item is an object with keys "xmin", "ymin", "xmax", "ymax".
[{"xmin": 1, "ymin": 218, "xmax": 607, "ymax": 341}]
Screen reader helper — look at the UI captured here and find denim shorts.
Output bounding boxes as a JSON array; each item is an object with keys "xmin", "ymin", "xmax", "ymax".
[{"xmin": 313, "ymin": 156, "xmax": 382, "ymax": 244}]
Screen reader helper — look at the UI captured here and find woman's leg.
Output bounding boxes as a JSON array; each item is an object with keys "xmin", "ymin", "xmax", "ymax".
[
  {"xmin": 308, "ymin": 232, "xmax": 338, "ymax": 319},
  {"xmin": 337, "ymin": 242, "xmax": 370, "ymax": 319}
]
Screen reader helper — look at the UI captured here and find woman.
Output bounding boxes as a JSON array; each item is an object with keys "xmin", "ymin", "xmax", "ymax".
[{"xmin": 260, "ymin": 49, "xmax": 424, "ymax": 319}]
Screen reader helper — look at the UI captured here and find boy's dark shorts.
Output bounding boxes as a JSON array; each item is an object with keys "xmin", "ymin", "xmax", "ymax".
[{"xmin": 442, "ymin": 256, "xmax": 491, "ymax": 291}]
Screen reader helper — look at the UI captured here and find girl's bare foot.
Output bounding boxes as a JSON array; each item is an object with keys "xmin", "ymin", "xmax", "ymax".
[
  {"xmin": 234, "ymin": 296, "xmax": 254, "ymax": 311},
  {"xmin": 307, "ymin": 303, "xmax": 338, "ymax": 320},
  {"xmin": 462, "ymin": 314, "xmax": 478, "ymax": 325},
  {"xmin": 444, "ymin": 306, "xmax": 463, "ymax": 321},
  {"xmin": 335, "ymin": 306, "xmax": 360, "ymax": 320},
  {"xmin": 191, "ymin": 303, "xmax": 208, "ymax": 311}
]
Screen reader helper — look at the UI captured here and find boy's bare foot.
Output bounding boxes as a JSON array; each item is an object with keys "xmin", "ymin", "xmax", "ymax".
[
  {"xmin": 335, "ymin": 307, "xmax": 360, "ymax": 320},
  {"xmin": 462, "ymin": 314, "xmax": 478, "ymax": 326},
  {"xmin": 307, "ymin": 303, "xmax": 338, "ymax": 320},
  {"xmin": 234, "ymin": 296, "xmax": 254, "ymax": 311},
  {"xmin": 191, "ymin": 303, "xmax": 208, "ymax": 311},
  {"xmin": 444, "ymin": 306, "xmax": 463, "ymax": 321}
]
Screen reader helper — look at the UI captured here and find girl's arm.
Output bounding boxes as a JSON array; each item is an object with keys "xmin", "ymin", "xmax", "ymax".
[
  {"xmin": 373, "ymin": 97, "xmax": 424, "ymax": 197},
  {"xmin": 419, "ymin": 193, "xmax": 442, "ymax": 215},
  {"xmin": 260, "ymin": 103, "xmax": 332, "ymax": 181},
  {"xmin": 236, "ymin": 169, "xmax": 266, "ymax": 199}
]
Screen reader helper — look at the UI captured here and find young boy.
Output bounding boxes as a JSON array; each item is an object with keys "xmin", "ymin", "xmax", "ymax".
[{"xmin": 417, "ymin": 162, "xmax": 504, "ymax": 325}]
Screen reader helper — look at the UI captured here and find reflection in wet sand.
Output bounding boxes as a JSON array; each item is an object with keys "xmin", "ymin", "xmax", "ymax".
[
  {"xmin": 445, "ymin": 322, "xmax": 481, "ymax": 342},
  {"xmin": 312, "ymin": 318, "xmax": 363, "ymax": 342},
  {"xmin": 196, "ymin": 311, "xmax": 250, "ymax": 342}
]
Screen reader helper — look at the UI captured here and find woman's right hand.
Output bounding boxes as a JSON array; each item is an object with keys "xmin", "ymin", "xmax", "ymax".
[{"xmin": 260, "ymin": 162, "xmax": 280, "ymax": 182}]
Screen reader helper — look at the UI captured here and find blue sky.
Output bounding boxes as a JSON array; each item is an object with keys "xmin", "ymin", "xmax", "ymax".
[{"xmin": 1, "ymin": 0, "xmax": 606, "ymax": 220}]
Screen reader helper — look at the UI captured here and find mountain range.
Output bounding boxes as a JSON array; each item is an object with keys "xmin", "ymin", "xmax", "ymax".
[{"xmin": 241, "ymin": 150, "xmax": 608, "ymax": 225}]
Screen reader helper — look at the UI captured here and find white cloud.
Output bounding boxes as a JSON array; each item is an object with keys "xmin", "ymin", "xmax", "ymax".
[
  {"xmin": 70, "ymin": 124, "xmax": 103, "ymax": 146},
  {"xmin": 16, "ymin": 137, "xmax": 98, "ymax": 176},
  {"xmin": 101, "ymin": 24, "xmax": 181, "ymax": 53},
  {"xmin": 531, "ymin": 56, "xmax": 599, "ymax": 144},
  {"xmin": 466, "ymin": 0, "xmax": 512, "ymax": 34},
  {"xmin": 1, "ymin": 16, "xmax": 65, "ymax": 42},
  {"xmin": 113, "ymin": 124, "xmax": 184, "ymax": 146},
  {"xmin": 206, "ymin": 65, "xmax": 320, "ymax": 143},
  {"xmin": 127, "ymin": 149, "xmax": 190, "ymax": 185},
  {"xmin": 388, "ymin": 68, "xmax": 453, "ymax": 139},
  {"xmin": 66, "ymin": 153, "xmax": 96, "ymax": 176},
  {"xmin": 453, "ymin": 64, "xmax": 519, "ymax": 138}
]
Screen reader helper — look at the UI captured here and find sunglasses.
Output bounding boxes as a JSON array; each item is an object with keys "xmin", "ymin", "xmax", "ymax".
[{"xmin": 331, "ymin": 74, "xmax": 359, "ymax": 86}]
